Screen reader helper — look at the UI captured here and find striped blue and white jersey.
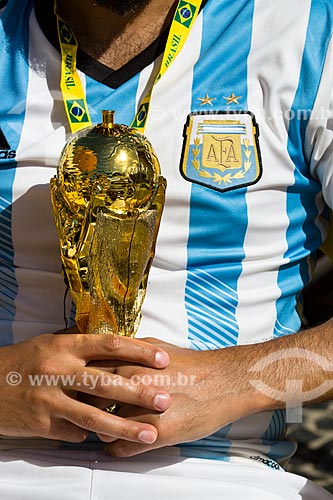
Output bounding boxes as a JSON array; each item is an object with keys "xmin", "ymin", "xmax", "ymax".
[{"xmin": 0, "ymin": 0, "xmax": 332, "ymax": 466}]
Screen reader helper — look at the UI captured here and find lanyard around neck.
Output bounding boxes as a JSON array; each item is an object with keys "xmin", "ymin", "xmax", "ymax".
[{"xmin": 54, "ymin": 0, "xmax": 202, "ymax": 134}]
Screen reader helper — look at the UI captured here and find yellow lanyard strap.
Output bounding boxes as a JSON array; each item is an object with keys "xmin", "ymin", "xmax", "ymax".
[
  {"xmin": 55, "ymin": 0, "xmax": 202, "ymax": 134},
  {"xmin": 55, "ymin": 2, "xmax": 92, "ymax": 132},
  {"xmin": 131, "ymin": 0, "xmax": 202, "ymax": 132}
]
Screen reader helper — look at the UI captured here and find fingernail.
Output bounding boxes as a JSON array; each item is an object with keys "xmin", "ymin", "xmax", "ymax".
[
  {"xmin": 155, "ymin": 351, "xmax": 169, "ymax": 367},
  {"xmin": 138, "ymin": 430, "xmax": 156, "ymax": 444},
  {"xmin": 154, "ymin": 393, "xmax": 170, "ymax": 411}
]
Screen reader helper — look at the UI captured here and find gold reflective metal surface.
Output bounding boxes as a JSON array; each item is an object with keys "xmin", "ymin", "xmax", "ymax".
[{"xmin": 51, "ymin": 111, "xmax": 166, "ymax": 336}]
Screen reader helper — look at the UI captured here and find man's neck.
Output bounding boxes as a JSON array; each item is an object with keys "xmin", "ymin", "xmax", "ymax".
[{"xmin": 56, "ymin": 0, "xmax": 178, "ymax": 70}]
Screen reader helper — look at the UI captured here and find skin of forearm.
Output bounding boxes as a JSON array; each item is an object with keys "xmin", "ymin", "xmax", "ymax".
[{"xmin": 211, "ymin": 318, "xmax": 333, "ymax": 418}]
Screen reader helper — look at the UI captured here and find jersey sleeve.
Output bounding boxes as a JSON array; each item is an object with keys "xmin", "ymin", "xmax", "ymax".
[{"xmin": 305, "ymin": 35, "xmax": 333, "ymax": 211}]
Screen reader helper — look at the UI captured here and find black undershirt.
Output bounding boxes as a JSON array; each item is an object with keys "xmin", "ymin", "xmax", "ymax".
[{"xmin": 34, "ymin": 0, "xmax": 208, "ymax": 89}]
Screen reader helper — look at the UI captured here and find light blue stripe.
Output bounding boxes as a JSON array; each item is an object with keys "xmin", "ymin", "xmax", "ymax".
[
  {"xmin": 186, "ymin": 286, "xmax": 238, "ymax": 328},
  {"xmin": 187, "ymin": 318, "xmax": 235, "ymax": 348},
  {"xmin": 186, "ymin": 296, "xmax": 238, "ymax": 327},
  {"xmin": 186, "ymin": 297, "xmax": 238, "ymax": 332},
  {"xmin": 186, "ymin": 304, "xmax": 238, "ymax": 342},
  {"xmin": 274, "ymin": 2, "xmax": 333, "ymax": 338},
  {"xmin": 0, "ymin": 0, "xmax": 32, "ymax": 345},
  {"xmin": 185, "ymin": 0, "xmax": 255, "ymax": 348},
  {"xmin": 187, "ymin": 271, "xmax": 238, "ymax": 309},
  {"xmin": 181, "ymin": 0, "xmax": 255, "ymax": 457},
  {"xmin": 186, "ymin": 303, "xmax": 238, "ymax": 339}
]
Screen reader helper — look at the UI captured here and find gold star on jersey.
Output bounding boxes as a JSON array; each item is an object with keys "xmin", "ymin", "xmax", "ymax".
[
  {"xmin": 223, "ymin": 92, "xmax": 242, "ymax": 105},
  {"xmin": 198, "ymin": 94, "xmax": 216, "ymax": 106}
]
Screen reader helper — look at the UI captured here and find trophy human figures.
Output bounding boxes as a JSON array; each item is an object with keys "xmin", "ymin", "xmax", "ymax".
[{"xmin": 51, "ymin": 111, "xmax": 166, "ymax": 336}]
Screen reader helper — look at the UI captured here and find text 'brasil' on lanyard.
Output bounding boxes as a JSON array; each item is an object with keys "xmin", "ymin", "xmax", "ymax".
[{"xmin": 55, "ymin": 0, "xmax": 203, "ymax": 134}]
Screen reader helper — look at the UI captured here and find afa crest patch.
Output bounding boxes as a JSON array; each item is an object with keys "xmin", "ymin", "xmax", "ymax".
[{"xmin": 180, "ymin": 112, "xmax": 262, "ymax": 193}]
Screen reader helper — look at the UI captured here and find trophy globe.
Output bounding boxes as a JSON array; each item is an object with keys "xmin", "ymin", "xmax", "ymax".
[{"xmin": 51, "ymin": 111, "xmax": 166, "ymax": 336}]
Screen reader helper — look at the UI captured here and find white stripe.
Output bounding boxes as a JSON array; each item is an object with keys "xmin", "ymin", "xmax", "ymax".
[
  {"xmin": 11, "ymin": 10, "xmax": 72, "ymax": 340},
  {"xmin": 236, "ymin": 0, "xmax": 312, "ymax": 344},
  {"xmin": 137, "ymin": 14, "xmax": 204, "ymax": 347}
]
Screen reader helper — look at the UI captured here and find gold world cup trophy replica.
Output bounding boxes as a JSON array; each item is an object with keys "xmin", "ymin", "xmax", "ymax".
[{"xmin": 51, "ymin": 111, "xmax": 166, "ymax": 336}]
